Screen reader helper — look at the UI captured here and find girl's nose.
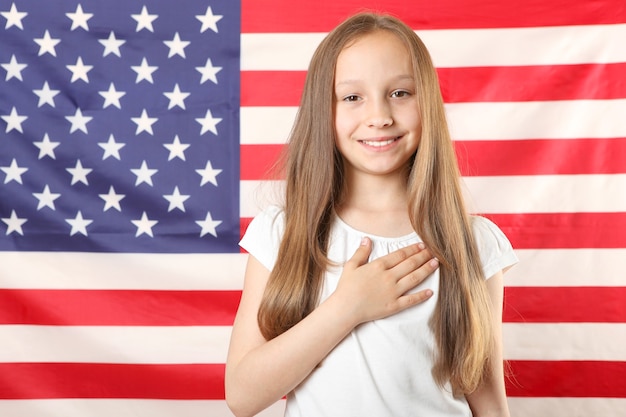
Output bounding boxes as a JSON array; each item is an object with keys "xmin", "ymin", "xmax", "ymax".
[{"xmin": 366, "ymin": 100, "xmax": 393, "ymax": 128}]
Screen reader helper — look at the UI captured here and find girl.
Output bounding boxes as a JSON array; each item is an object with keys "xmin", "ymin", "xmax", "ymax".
[{"xmin": 226, "ymin": 12, "xmax": 518, "ymax": 417}]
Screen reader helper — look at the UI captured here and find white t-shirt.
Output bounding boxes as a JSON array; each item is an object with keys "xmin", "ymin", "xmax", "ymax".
[{"xmin": 240, "ymin": 206, "xmax": 518, "ymax": 417}]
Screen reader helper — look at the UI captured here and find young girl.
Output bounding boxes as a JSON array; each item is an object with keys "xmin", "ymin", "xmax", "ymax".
[{"xmin": 226, "ymin": 12, "xmax": 518, "ymax": 417}]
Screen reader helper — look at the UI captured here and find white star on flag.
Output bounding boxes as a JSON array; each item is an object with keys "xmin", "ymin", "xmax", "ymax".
[
  {"xmin": 65, "ymin": 108, "xmax": 92, "ymax": 133},
  {"xmin": 131, "ymin": 6, "xmax": 158, "ymax": 32},
  {"xmin": 66, "ymin": 4, "xmax": 93, "ymax": 31},
  {"xmin": 131, "ymin": 109, "xmax": 158, "ymax": 135},
  {"xmin": 164, "ymin": 84, "xmax": 190, "ymax": 109},
  {"xmin": 163, "ymin": 32, "xmax": 190, "ymax": 58},
  {"xmin": 98, "ymin": 186, "xmax": 125, "ymax": 212},
  {"xmin": 196, "ymin": 109, "xmax": 222, "ymax": 135},
  {"xmin": 65, "ymin": 211, "xmax": 93, "ymax": 236},
  {"xmin": 131, "ymin": 57, "xmax": 158, "ymax": 83},
  {"xmin": 33, "ymin": 185, "xmax": 61, "ymax": 210},
  {"xmin": 132, "ymin": 212, "xmax": 158, "ymax": 237},
  {"xmin": 163, "ymin": 135, "xmax": 190, "ymax": 161},
  {"xmin": 163, "ymin": 186, "xmax": 190, "ymax": 212},
  {"xmin": 1, "ymin": 210, "xmax": 27, "ymax": 236},
  {"xmin": 34, "ymin": 30, "xmax": 60, "ymax": 56},
  {"xmin": 195, "ymin": 6, "xmax": 222, "ymax": 33},
  {"xmin": 196, "ymin": 211, "xmax": 222, "ymax": 237},
  {"xmin": 131, "ymin": 160, "xmax": 158, "ymax": 186},
  {"xmin": 196, "ymin": 58, "xmax": 222, "ymax": 84},
  {"xmin": 33, "ymin": 133, "xmax": 60, "ymax": 159},
  {"xmin": 196, "ymin": 160, "xmax": 222, "ymax": 186},
  {"xmin": 98, "ymin": 134, "xmax": 126, "ymax": 160},
  {"xmin": 1, "ymin": 3, "xmax": 27, "ymax": 30},
  {"xmin": 33, "ymin": 82, "xmax": 60, "ymax": 107},
  {"xmin": 99, "ymin": 31, "xmax": 126, "ymax": 57},
  {"xmin": 99, "ymin": 83, "xmax": 126, "ymax": 109},
  {"xmin": 66, "ymin": 57, "xmax": 93, "ymax": 83},
  {"xmin": 2, "ymin": 54, "xmax": 27, "ymax": 81},
  {"xmin": 1, "ymin": 106, "xmax": 27, "ymax": 133},
  {"xmin": 66, "ymin": 160, "xmax": 92, "ymax": 185},
  {"xmin": 1, "ymin": 158, "xmax": 28, "ymax": 184}
]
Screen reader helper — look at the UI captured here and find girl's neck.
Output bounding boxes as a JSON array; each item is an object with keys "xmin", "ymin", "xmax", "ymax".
[{"xmin": 336, "ymin": 171, "xmax": 414, "ymax": 237}]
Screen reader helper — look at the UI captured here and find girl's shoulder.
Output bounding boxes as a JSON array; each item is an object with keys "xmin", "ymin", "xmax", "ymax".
[
  {"xmin": 470, "ymin": 215, "xmax": 519, "ymax": 279},
  {"xmin": 239, "ymin": 205, "xmax": 285, "ymax": 271}
]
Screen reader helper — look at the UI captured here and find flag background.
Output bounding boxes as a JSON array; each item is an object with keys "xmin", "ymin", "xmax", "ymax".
[{"xmin": 1, "ymin": 0, "xmax": 625, "ymax": 416}]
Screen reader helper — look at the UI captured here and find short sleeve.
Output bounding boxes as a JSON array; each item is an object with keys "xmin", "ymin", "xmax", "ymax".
[
  {"xmin": 471, "ymin": 216, "xmax": 519, "ymax": 279},
  {"xmin": 239, "ymin": 205, "xmax": 285, "ymax": 271}
]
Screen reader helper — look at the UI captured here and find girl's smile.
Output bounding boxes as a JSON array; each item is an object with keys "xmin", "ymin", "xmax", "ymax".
[{"xmin": 358, "ymin": 136, "xmax": 402, "ymax": 149}]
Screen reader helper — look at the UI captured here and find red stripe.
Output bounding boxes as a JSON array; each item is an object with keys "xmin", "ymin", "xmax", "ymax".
[
  {"xmin": 241, "ymin": 71, "xmax": 306, "ymax": 107},
  {"xmin": 242, "ymin": 0, "xmax": 626, "ymax": 32},
  {"xmin": 240, "ymin": 144, "xmax": 283, "ymax": 180},
  {"xmin": 242, "ymin": 138, "xmax": 626, "ymax": 179},
  {"xmin": 0, "ymin": 363, "xmax": 224, "ymax": 399},
  {"xmin": 456, "ymin": 138, "xmax": 626, "ymax": 176},
  {"xmin": 438, "ymin": 63, "xmax": 626, "ymax": 103},
  {"xmin": 486, "ymin": 212, "xmax": 626, "ymax": 249},
  {"xmin": 0, "ymin": 290, "xmax": 240, "ymax": 326},
  {"xmin": 241, "ymin": 64, "xmax": 626, "ymax": 106},
  {"xmin": 2, "ymin": 361, "xmax": 624, "ymax": 399},
  {"xmin": 4, "ymin": 286, "xmax": 622, "ymax": 327},
  {"xmin": 504, "ymin": 287, "xmax": 626, "ymax": 323},
  {"xmin": 506, "ymin": 360, "xmax": 626, "ymax": 397}
]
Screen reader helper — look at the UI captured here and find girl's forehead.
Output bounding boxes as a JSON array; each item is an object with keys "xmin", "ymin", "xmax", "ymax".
[
  {"xmin": 342, "ymin": 30, "xmax": 405, "ymax": 51},
  {"xmin": 334, "ymin": 31, "xmax": 414, "ymax": 77}
]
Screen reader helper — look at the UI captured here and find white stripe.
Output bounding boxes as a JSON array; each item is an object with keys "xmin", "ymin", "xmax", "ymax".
[
  {"xmin": 507, "ymin": 397, "xmax": 626, "ymax": 417},
  {"xmin": 508, "ymin": 249, "xmax": 626, "ymax": 287},
  {"xmin": 0, "ymin": 325, "xmax": 231, "ymax": 364},
  {"xmin": 0, "ymin": 252, "xmax": 246, "ymax": 290},
  {"xmin": 241, "ymin": 24, "xmax": 626, "ymax": 70},
  {"xmin": 0, "ymin": 248, "xmax": 622, "ymax": 290},
  {"xmin": 240, "ymin": 107, "xmax": 294, "ymax": 145},
  {"xmin": 463, "ymin": 174, "xmax": 626, "ymax": 213},
  {"xmin": 240, "ymin": 180, "xmax": 283, "ymax": 218},
  {"xmin": 1, "ymin": 398, "xmax": 624, "ymax": 417},
  {"xmin": 242, "ymin": 174, "xmax": 626, "ymax": 217},
  {"xmin": 241, "ymin": 100, "xmax": 626, "ymax": 145},
  {"xmin": 446, "ymin": 99, "xmax": 626, "ymax": 140},
  {"xmin": 2, "ymin": 323, "xmax": 623, "ymax": 364},
  {"xmin": 503, "ymin": 323, "xmax": 626, "ymax": 361},
  {"xmin": 0, "ymin": 399, "xmax": 286, "ymax": 417}
]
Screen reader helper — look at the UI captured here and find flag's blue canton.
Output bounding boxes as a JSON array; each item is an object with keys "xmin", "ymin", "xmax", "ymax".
[{"xmin": 0, "ymin": 1, "xmax": 241, "ymax": 253}]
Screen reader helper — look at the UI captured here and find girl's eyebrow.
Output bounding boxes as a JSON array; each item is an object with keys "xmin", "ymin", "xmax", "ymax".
[{"xmin": 335, "ymin": 74, "xmax": 414, "ymax": 87}]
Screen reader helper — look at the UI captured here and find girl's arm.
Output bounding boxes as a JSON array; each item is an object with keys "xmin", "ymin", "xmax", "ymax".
[
  {"xmin": 466, "ymin": 271, "xmax": 511, "ymax": 417},
  {"xmin": 225, "ymin": 238, "xmax": 438, "ymax": 417}
]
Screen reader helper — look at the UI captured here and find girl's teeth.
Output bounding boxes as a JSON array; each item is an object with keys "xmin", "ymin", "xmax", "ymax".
[{"xmin": 362, "ymin": 138, "xmax": 396, "ymax": 147}]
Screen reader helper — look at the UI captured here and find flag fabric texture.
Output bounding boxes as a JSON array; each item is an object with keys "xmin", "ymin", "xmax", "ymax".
[{"xmin": 1, "ymin": 0, "xmax": 625, "ymax": 416}]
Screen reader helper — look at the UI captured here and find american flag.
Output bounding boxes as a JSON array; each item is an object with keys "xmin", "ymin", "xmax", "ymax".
[{"xmin": 1, "ymin": 0, "xmax": 625, "ymax": 416}]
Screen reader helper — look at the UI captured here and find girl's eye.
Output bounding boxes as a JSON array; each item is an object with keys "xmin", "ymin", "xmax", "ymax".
[
  {"xmin": 391, "ymin": 90, "xmax": 410, "ymax": 98},
  {"xmin": 343, "ymin": 95, "xmax": 360, "ymax": 102}
]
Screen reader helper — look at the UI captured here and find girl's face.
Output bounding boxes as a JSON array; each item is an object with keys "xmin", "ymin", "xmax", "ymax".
[{"xmin": 334, "ymin": 30, "xmax": 421, "ymax": 179}]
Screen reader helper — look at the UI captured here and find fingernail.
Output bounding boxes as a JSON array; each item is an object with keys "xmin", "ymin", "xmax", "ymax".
[
  {"xmin": 417, "ymin": 242, "xmax": 425, "ymax": 250},
  {"xmin": 430, "ymin": 258, "xmax": 439, "ymax": 267},
  {"xmin": 361, "ymin": 237, "xmax": 369, "ymax": 246}
]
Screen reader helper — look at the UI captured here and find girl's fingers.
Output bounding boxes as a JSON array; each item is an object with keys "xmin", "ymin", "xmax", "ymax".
[
  {"xmin": 397, "ymin": 288, "xmax": 434, "ymax": 309},
  {"xmin": 345, "ymin": 237, "xmax": 373, "ymax": 270},
  {"xmin": 388, "ymin": 246, "xmax": 433, "ymax": 279},
  {"xmin": 395, "ymin": 257, "xmax": 439, "ymax": 295},
  {"xmin": 376, "ymin": 242, "xmax": 425, "ymax": 269}
]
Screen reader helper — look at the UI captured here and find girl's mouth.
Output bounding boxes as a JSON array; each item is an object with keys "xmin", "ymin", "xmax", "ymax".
[{"xmin": 358, "ymin": 137, "xmax": 401, "ymax": 147}]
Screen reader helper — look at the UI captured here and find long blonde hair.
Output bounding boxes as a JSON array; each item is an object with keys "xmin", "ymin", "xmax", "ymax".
[{"xmin": 257, "ymin": 12, "xmax": 494, "ymax": 395}]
